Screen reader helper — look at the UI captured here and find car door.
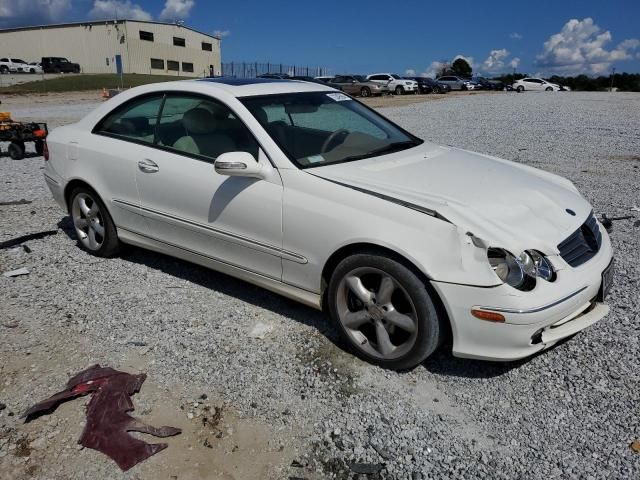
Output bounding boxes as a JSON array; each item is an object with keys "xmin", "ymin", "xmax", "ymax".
[
  {"xmin": 342, "ymin": 76, "xmax": 359, "ymax": 95},
  {"xmin": 331, "ymin": 76, "xmax": 349, "ymax": 93},
  {"xmin": 91, "ymin": 93, "xmax": 165, "ymax": 235},
  {"xmin": 526, "ymin": 79, "xmax": 541, "ymax": 91},
  {"xmin": 134, "ymin": 92, "xmax": 284, "ymax": 281}
]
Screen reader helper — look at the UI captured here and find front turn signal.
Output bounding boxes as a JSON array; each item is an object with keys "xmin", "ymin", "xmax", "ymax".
[{"xmin": 471, "ymin": 309, "xmax": 505, "ymax": 323}]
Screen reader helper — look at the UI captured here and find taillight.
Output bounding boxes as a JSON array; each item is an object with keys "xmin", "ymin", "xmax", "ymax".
[{"xmin": 43, "ymin": 141, "xmax": 49, "ymax": 161}]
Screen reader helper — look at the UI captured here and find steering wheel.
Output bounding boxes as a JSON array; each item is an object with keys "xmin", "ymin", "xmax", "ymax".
[{"xmin": 321, "ymin": 129, "xmax": 349, "ymax": 153}]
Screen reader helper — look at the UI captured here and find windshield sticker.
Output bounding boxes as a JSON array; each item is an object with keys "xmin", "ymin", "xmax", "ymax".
[
  {"xmin": 307, "ymin": 155, "xmax": 325, "ymax": 164},
  {"xmin": 326, "ymin": 92, "xmax": 351, "ymax": 102}
]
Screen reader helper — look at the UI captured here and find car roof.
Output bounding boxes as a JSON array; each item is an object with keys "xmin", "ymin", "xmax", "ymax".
[{"xmin": 137, "ymin": 77, "xmax": 336, "ymax": 97}]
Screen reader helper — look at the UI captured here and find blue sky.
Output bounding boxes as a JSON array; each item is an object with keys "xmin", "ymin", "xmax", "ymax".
[{"xmin": 1, "ymin": 0, "xmax": 639, "ymax": 76}]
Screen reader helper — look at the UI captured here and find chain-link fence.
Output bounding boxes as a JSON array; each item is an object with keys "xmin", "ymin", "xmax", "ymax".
[{"xmin": 220, "ymin": 62, "xmax": 329, "ymax": 78}]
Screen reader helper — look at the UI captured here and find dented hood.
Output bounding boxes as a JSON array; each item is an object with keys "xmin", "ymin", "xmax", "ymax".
[{"xmin": 312, "ymin": 142, "xmax": 592, "ymax": 253}]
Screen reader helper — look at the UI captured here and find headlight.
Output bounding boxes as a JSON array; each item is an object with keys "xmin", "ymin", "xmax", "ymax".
[
  {"xmin": 488, "ymin": 248, "xmax": 526, "ymax": 289},
  {"xmin": 529, "ymin": 250, "xmax": 555, "ymax": 281},
  {"xmin": 487, "ymin": 248, "xmax": 555, "ymax": 290},
  {"xmin": 405, "ymin": 82, "xmax": 412, "ymax": 85}
]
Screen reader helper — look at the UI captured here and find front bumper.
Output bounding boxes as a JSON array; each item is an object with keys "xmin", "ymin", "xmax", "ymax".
[{"xmin": 431, "ymin": 230, "xmax": 613, "ymax": 361}]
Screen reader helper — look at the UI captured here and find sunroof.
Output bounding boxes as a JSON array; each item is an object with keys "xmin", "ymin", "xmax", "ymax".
[{"xmin": 198, "ymin": 77, "xmax": 292, "ymax": 86}]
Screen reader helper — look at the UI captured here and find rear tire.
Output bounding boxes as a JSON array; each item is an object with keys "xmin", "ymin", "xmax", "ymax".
[
  {"xmin": 8, "ymin": 142, "xmax": 25, "ymax": 160},
  {"xmin": 327, "ymin": 253, "xmax": 443, "ymax": 370},
  {"xmin": 70, "ymin": 187, "xmax": 121, "ymax": 257}
]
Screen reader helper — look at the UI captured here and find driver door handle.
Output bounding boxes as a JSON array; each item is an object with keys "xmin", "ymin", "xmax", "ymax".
[{"xmin": 138, "ymin": 159, "xmax": 159, "ymax": 173}]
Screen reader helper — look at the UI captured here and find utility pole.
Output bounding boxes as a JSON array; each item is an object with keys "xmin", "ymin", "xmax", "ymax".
[{"xmin": 609, "ymin": 67, "xmax": 616, "ymax": 92}]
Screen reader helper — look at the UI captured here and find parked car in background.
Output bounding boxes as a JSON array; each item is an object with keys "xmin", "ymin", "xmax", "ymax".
[
  {"xmin": 41, "ymin": 57, "xmax": 81, "ymax": 73},
  {"xmin": 0, "ymin": 57, "xmax": 31, "ymax": 73},
  {"xmin": 405, "ymin": 77, "xmax": 450, "ymax": 94},
  {"xmin": 472, "ymin": 77, "xmax": 499, "ymax": 90},
  {"xmin": 43, "ymin": 77, "xmax": 614, "ymax": 370},
  {"xmin": 488, "ymin": 79, "xmax": 511, "ymax": 91},
  {"xmin": 314, "ymin": 76, "xmax": 335, "ymax": 83},
  {"xmin": 290, "ymin": 76, "xmax": 330, "ymax": 85},
  {"xmin": 27, "ymin": 62, "xmax": 44, "ymax": 74},
  {"xmin": 257, "ymin": 73, "xmax": 290, "ymax": 79},
  {"xmin": 512, "ymin": 78, "xmax": 561, "ymax": 92},
  {"xmin": 367, "ymin": 73, "xmax": 418, "ymax": 95},
  {"xmin": 436, "ymin": 75, "xmax": 473, "ymax": 90},
  {"xmin": 329, "ymin": 75, "xmax": 389, "ymax": 97}
]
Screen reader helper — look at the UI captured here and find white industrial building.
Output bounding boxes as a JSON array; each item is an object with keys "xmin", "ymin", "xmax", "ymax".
[{"xmin": 0, "ymin": 20, "xmax": 221, "ymax": 76}]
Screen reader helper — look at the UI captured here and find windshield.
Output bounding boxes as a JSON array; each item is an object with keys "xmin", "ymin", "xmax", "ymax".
[
  {"xmin": 14, "ymin": 59, "xmax": 26, "ymax": 64},
  {"xmin": 241, "ymin": 92, "xmax": 422, "ymax": 169},
  {"xmin": 354, "ymin": 75, "xmax": 367, "ymax": 82},
  {"xmin": 391, "ymin": 74, "xmax": 401, "ymax": 79}
]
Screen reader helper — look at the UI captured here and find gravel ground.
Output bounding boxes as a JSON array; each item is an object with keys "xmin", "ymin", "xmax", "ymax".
[{"xmin": 1, "ymin": 91, "xmax": 639, "ymax": 480}]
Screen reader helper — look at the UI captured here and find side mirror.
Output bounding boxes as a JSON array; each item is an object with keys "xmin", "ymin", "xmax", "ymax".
[{"xmin": 214, "ymin": 152, "xmax": 265, "ymax": 179}]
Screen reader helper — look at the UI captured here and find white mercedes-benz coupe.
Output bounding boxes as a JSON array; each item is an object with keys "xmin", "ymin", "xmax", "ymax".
[{"xmin": 43, "ymin": 78, "xmax": 614, "ymax": 369}]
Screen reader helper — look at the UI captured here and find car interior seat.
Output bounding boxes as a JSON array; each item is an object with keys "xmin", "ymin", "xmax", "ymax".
[{"xmin": 173, "ymin": 107, "xmax": 236, "ymax": 159}]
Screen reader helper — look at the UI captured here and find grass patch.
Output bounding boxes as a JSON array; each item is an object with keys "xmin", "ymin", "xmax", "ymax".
[{"xmin": 0, "ymin": 73, "xmax": 197, "ymax": 94}]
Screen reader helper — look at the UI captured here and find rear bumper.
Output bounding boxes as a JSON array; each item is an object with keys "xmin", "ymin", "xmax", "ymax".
[
  {"xmin": 431, "ymin": 233, "xmax": 613, "ymax": 361},
  {"xmin": 43, "ymin": 169, "xmax": 67, "ymax": 211}
]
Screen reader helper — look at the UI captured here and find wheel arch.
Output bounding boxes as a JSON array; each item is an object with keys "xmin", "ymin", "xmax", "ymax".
[
  {"xmin": 320, "ymin": 242, "xmax": 452, "ymax": 339},
  {"xmin": 63, "ymin": 179, "xmax": 110, "ymax": 216}
]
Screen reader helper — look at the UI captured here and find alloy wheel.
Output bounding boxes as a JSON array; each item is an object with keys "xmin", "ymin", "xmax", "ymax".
[
  {"xmin": 71, "ymin": 192, "xmax": 106, "ymax": 251},
  {"xmin": 336, "ymin": 267, "xmax": 418, "ymax": 360}
]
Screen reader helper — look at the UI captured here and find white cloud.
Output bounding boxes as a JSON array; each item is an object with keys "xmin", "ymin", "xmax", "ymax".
[
  {"xmin": 510, "ymin": 57, "xmax": 521, "ymax": 69},
  {"xmin": 89, "ymin": 0, "xmax": 151, "ymax": 21},
  {"xmin": 159, "ymin": 0, "xmax": 194, "ymax": 21},
  {"xmin": 482, "ymin": 48, "xmax": 510, "ymax": 72},
  {"xmin": 0, "ymin": 0, "xmax": 71, "ymax": 26},
  {"xmin": 213, "ymin": 29, "xmax": 230, "ymax": 38},
  {"xmin": 509, "ymin": 32, "xmax": 523, "ymax": 40},
  {"xmin": 420, "ymin": 61, "xmax": 446, "ymax": 78},
  {"xmin": 404, "ymin": 69, "xmax": 416, "ymax": 76},
  {"xmin": 536, "ymin": 18, "xmax": 640, "ymax": 74}
]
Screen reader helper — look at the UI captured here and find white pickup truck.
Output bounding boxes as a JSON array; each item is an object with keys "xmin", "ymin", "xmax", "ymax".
[{"xmin": 0, "ymin": 57, "xmax": 31, "ymax": 74}]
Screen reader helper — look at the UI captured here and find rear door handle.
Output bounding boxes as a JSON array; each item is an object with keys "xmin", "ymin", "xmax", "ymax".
[{"xmin": 138, "ymin": 159, "xmax": 159, "ymax": 173}]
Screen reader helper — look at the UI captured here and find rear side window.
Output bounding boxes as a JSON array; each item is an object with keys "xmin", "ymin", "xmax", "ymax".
[{"xmin": 95, "ymin": 95, "xmax": 163, "ymax": 144}]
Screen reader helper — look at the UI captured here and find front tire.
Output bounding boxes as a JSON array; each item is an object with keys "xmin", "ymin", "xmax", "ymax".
[
  {"xmin": 327, "ymin": 253, "xmax": 442, "ymax": 370},
  {"xmin": 360, "ymin": 87, "xmax": 371, "ymax": 97},
  {"xmin": 394, "ymin": 86, "xmax": 404, "ymax": 95},
  {"xmin": 545, "ymin": 86, "xmax": 553, "ymax": 91},
  {"xmin": 516, "ymin": 85, "xmax": 524, "ymax": 93},
  {"xmin": 70, "ymin": 187, "xmax": 121, "ymax": 257}
]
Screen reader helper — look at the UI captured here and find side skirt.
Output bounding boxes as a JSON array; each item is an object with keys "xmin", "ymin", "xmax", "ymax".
[{"xmin": 118, "ymin": 227, "xmax": 322, "ymax": 311}]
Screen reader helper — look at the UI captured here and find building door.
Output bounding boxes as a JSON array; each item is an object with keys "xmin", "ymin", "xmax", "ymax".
[{"xmin": 115, "ymin": 55, "xmax": 123, "ymax": 74}]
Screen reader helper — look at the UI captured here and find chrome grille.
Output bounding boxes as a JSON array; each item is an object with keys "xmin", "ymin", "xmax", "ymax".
[{"xmin": 557, "ymin": 212, "xmax": 602, "ymax": 267}]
